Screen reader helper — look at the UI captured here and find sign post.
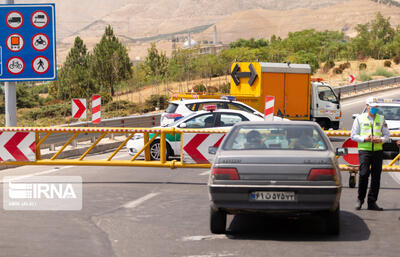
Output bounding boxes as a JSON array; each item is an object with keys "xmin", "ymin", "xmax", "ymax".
[{"xmin": 0, "ymin": 2, "xmax": 56, "ymax": 126}]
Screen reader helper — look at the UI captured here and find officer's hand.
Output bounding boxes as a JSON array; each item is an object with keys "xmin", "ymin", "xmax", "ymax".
[
  {"xmin": 397, "ymin": 141, "xmax": 400, "ymax": 146},
  {"xmin": 364, "ymin": 135, "xmax": 372, "ymax": 142},
  {"xmin": 372, "ymin": 136, "xmax": 382, "ymax": 143}
]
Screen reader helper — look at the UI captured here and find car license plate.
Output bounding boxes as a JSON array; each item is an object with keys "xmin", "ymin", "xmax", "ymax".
[{"xmin": 251, "ymin": 191, "xmax": 295, "ymax": 201}]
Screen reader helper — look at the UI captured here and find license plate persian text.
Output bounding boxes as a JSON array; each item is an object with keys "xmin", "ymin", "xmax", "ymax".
[{"xmin": 251, "ymin": 191, "xmax": 295, "ymax": 201}]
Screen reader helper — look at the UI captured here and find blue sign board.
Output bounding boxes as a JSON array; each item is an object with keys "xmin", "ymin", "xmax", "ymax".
[{"xmin": 0, "ymin": 3, "xmax": 56, "ymax": 82}]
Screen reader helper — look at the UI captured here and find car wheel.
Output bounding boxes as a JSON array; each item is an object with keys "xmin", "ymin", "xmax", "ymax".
[
  {"xmin": 149, "ymin": 141, "xmax": 171, "ymax": 160},
  {"xmin": 210, "ymin": 207, "xmax": 226, "ymax": 234},
  {"xmin": 324, "ymin": 206, "xmax": 340, "ymax": 235},
  {"xmin": 349, "ymin": 174, "xmax": 356, "ymax": 188}
]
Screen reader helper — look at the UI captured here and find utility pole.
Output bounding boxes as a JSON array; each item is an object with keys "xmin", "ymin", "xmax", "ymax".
[{"xmin": 4, "ymin": 0, "xmax": 17, "ymax": 126}]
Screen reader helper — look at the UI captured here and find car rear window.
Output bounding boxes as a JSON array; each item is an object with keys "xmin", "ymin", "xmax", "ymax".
[
  {"xmin": 165, "ymin": 103, "xmax": 178, "ymax": 113},
  {"xmin": 223, "ymin": 125, "xmax": 327, "ymax": 151}
]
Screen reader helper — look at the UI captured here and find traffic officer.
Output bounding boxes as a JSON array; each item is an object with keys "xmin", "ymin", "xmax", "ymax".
[{"xmin": 351, "ymin": 97, "xmax": 390, "ymax": 211}]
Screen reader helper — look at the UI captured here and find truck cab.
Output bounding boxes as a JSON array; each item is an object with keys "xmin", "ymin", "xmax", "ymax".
[{"xmin": 311, "ymin": 80, "xmax": 341, "ymax": 130}]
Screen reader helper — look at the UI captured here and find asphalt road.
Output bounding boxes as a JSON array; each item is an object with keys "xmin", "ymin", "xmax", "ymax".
[{"xmin": 1, "ymin": 90, "xmax": 400, "ymax": 257}]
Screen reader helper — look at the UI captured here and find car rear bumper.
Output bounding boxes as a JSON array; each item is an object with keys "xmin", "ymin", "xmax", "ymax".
[{"xmin": 209, "ymin": 184, "xmax": 341, "ymax": 214}]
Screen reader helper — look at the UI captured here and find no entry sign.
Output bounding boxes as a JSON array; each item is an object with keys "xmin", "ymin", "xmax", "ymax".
[{"xmin": 342, "ymin": 138, "xmax": 359, "ymax": 166}]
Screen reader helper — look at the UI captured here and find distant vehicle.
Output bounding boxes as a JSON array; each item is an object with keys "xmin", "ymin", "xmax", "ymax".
[
  {"xmin": 161, "ymin": 97, "xmax": 263, "ymax": 127},
  {"xmin": 171, "ymin": 62, "xmax": 342, "ymax": 129},
  {"xmin": 128, "ymin": 106, "xmax": 272, "ymax": 160},
  {"xmin": 208, "ymin": 121, "xmax": 345, "ymax": 235},
  {"xmin": 353, "ymin": 98, "xmax": 400, "ymax": 159}
]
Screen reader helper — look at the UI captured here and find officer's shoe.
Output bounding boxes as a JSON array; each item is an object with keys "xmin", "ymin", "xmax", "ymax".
[
  {"xmin": 355, "ymin": 200, "xmax": 363, "ymax": 210},
  {"xmin": 368, "ymin": 202, "xmax": 383, "ymax": 211}
]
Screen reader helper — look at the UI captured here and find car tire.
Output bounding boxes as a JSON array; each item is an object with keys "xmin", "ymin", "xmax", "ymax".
[
  {"xmin": 149, "ymin": 140, "xmax": 171, "ymax": 161},
  {"xmin": 324, "ymin": 206, "xmax": 340, "ymax": 235},
  {"xmin": 210, "ymin": 207, "xmax": 226, "ymax": 234},
  {"xmin": 349, "ymin": 174, "xmax": 356, "ymax": 188}
]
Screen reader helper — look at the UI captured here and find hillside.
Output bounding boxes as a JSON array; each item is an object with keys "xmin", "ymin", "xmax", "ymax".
[{"xmin": 16, "ymin": 0, "xmax": 400, "ymax": 63}]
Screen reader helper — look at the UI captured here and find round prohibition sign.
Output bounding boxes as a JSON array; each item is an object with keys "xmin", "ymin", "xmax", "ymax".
[
  {"xmin": 31, "ymin": 10, "xmax": 49, "ymax": 29},
  {"xmin": 6, "ymin": 33, "xmax": 25, "ymax": 52},
  {"xmin": 7, "ymin": 57, "xmax": 25, "ymax": 75},
  {"xmin": 32, "ymin": 56, "xmax": 50, "ymax": 74},
  {"xmin": 6, "ymin": 11, "xmax": 24, "ymax": 29},
  {"xmin": 31, "ymin": 33, "xmax": 49, "ymax": 51}
]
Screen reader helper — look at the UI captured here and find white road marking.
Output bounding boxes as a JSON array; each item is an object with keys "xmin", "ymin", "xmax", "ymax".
[
  {"xmin": 123, "ymin": 192, "xmax": 159, "ymax": 209},
  {"xmin": 183, "ymin": 254, "xmax": 235, "ymax": 257},
  {"xmin": 390, "ymin": 173, "xmax": 400, "ymax": 184},
  {"xmin": 199, "ymin": 170, "xmax": 210, "ymax": 176},
  {"xmin": 3, "ymin": 166, "xmax": 74, "ymax": 182},
  {"xmin": 181, "ymin": 235, "xmax": 227, "ymax": 241}
]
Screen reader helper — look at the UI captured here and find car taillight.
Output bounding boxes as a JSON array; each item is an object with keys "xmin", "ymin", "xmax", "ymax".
[
  {"xmin": 212, "ymin": 168, "xmax": 240, "ymax": 180},
  {"xmin": 308, "ymin": 168, "xmax": 336, "ymax": 181},
  {"xmin": 165, "ymin": 113, "xmax": 182, "ymax": 119}
]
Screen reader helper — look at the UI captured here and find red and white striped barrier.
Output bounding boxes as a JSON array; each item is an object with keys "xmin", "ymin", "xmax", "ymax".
[
  {"xmin": 264, "ymin": 96, "xmax": 275, "ymax": 121},
  {"xmin": 0, "ymin": 132, "xmax": 35, "ymax": 162},
  {"xmin": 92, "ymin": 95, "xmax": 101, "ymax": 124}
]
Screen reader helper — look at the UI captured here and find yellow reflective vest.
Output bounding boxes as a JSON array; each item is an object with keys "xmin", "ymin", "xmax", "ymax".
[{"xmin": 357, "ymin": 113, "xmax": 384, "ymax": 151}]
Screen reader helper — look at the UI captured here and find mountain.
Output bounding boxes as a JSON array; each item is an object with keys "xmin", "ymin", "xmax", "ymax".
[{"xmin": 16, "ymin": 0, "xmax": 400, "ymax": 63}]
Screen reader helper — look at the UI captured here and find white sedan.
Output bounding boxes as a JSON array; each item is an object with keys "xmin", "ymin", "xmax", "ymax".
[{"xmin": 127, "ymin": 108, "xmax": 275, "ymax": 160}]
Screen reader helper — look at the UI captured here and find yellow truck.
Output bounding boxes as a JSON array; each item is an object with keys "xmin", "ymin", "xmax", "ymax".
[{"xmin": 171, "ymin": 62, "xmax": 342, "ymax": 129}]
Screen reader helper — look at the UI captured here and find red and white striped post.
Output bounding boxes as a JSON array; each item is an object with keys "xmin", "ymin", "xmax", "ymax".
[
  {"xmin": 92, "ymin": 95, "xmax": 101, "ymax": 124},
  {"xmin": 264, "ymin": 96, "xmax": 275, "ymax": 121}
]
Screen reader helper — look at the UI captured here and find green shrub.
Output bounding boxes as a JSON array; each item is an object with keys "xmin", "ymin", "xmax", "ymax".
[
  {"xmin": 359, "ymin": 72, "xmax": 372, "ymax": 81},
  {"xmin": 323, "ymin": 60, "xmax": 335, "ymax": 73},
  {"xmin": 373, "ymin": 68, "xmax": 396, "ymax": 77},
  {"xmin": 339, "ymin": 62, "xmax": 351, "ymax": 70},
  {"xmin": 219, "ymin": 83, "xmax": 230, "ymax": 93},
  {"xmin": 394, "ymin": 56, "xmax": 400, "ymax": 65},
  {"xmin": 207, "ymin": 86, "xmax": 218, "ymax": 93},
  {"xmin": 359, "ymin": 63, "xmax": 367, "ymax": 70},
  {"xmin": 333, "ymin": 67, "xmax": 343, "ymax": 74},
  {"xmin": 144, "ymin": 94, "xmax": 169, "ymax": 111},
  {"xmin": 26, "ymin": 103, "xmax": 71, "ymax": 120},
  {"xmin": 104, "ymin": 100, "xmax": 139, "ymax": 113},
  {"xmin": 384, "ymin": 60, "xmax": 392, "ymax": 67},
  {"xmin": 193, "ymin": 84, "xmax": 207, "ymax": 92}
]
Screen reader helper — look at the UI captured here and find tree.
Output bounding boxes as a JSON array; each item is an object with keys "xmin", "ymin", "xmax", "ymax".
[
  {"xmin": 53, "ymin": 36, "xmax": 94, "ymax": 100},
  {"xmin": 91, "ymin": 25, "xmax": 132, "ymax": 96},
  {"xmin": 144, "ymin": 43, "xmax": 169, "ymax": 81}
]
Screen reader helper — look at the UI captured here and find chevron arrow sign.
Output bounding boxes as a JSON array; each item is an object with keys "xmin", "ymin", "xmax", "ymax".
[
  {"xmin": 182, "ymin": 133, "xmax": 225, "ymax": 164},
  {"xmin": 72, "ymin": 98, "xmax": 87, "ymax": 119},
  {"xmin": 0, "ymin": 132, "xmax": 35, "ymax": 162}
]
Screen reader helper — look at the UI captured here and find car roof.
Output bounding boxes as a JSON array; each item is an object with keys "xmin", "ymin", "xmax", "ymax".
[
  {"xmin": 170, "ymin": 99, "xmax": 239, "ymax": 104},
  {"xmin": 233, "ymin": 120, "xmax": 320, "ymax": 126}
]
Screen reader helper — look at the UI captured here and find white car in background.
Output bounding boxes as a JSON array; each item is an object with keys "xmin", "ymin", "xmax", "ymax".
[
  {"xmin": 128, "ymin": 106, "xmax": 272, "ymax": 160},
  {"xmin": 160, "ymin": 98, "xmax": 264, "ymax": 127},
  {"xmin": 353, "ymin": 98, "xmax": 400, "ymax": 159}
]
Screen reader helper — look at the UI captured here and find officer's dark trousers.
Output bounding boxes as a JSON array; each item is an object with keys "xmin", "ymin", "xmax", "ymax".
[{"xmin": 358, "ymin": 150, "xmax": 383, "ymax": 204}]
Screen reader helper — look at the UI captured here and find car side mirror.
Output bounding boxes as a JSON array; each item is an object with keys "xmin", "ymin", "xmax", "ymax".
[
  {"xmin": 352, "ymin": 114, "xmax": 359, "ymax": 120},
  {"xmin": 336, "ymin": 147, "xmax": 348, "ymax": 156},
  {"xmin": 179, "ymin": 123, "xmax": 187, "ymax": 128},
  {"xmin": 208, "ymin": 146, "xmax": 218, "ymax": 155}
]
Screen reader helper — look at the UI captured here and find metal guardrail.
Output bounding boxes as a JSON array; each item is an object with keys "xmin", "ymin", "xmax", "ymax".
[
  {"xmin": 333, "ymin": 76, "xmax": 400, "ymax": 95},
  {"xmin": 42, "ymin": 113, "xmax": 161, "ymax": 149}
]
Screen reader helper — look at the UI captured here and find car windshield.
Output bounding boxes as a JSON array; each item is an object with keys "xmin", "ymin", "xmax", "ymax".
[
  {"xmin": 166, "ymin": 112, "xmax": 198, "ymax": 127},
  {"xmin": 223, "ymin": 125, "xmax": 327, "ymax": 151},
  {"xmin": 362, "ymin": 105, "xmax": 400, "ymax": 120}
]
